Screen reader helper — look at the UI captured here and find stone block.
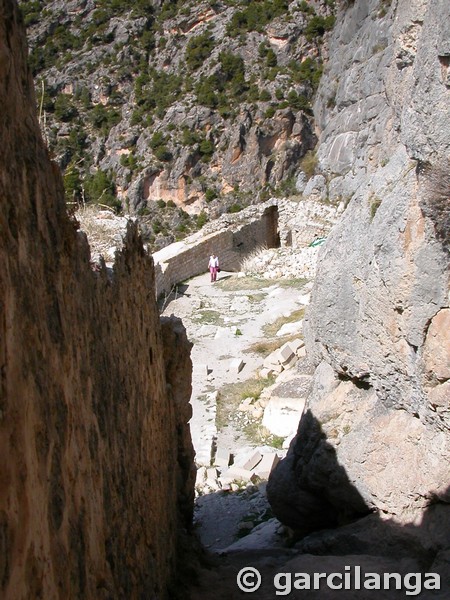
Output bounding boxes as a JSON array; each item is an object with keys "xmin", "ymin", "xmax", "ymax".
[
  {"xmin": 296, "ymin": 346, "xmax": 306, "ymax": 358},
  {"xmin": 263, "ymin": 351, "xmax": 281, "ymax": 368},
  {"xmin": 250, "ymin": 407, "xmax": 263, "ymax": 419},
  {"xmin": 283, "ymin": 354, "xmax": 298, "ymax": 370},
  {"xmin": 277, "ymin": 343, "xmax": 295, "ymax": 365},
  {"xmin": 195, "ymin": 466, "xmax": 207, "ymax": 486},
  {"xmin": 214, "ymin": 447, "xmax": 231, "ymax": 468},
  {"xmin": 237, "ymin": 450, "xmax": 263, "ymax": 471},
  {"xmin": 223, "ymin": 465, "xmax": 258, "ymax": 483},
  {"xmin": 290, "ymin": 338, "xmax": 305, "ymax": 353},
  {"xmin": 206, "ymin": 467, "xmax": 218, "ymax": 480},
  {"xmin": 262, "ymin": 396, "xmax": 306, "ymax": 437},
  {"xmin": 252, "ymin": 453, "xmax": 280, "ymax": 479},
  {"xmin": 259, "ymin": 367, "xmax": 272, "ymax": 378},
  {"xmin": 218, "ymin": 476, "xmax": 234, "ymax": 488},
  {"xmin": 229, "ymin": 358, "xmax": 245, "ymax": 373}
]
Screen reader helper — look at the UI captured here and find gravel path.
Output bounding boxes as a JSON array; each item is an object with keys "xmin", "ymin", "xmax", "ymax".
[
  {"xmin": 162, "ymin": 270, "xmax": 310, "ymax": 554},
  {"xmin": 162, "ymin": 270, "xmax": 309, "ymax": 461}
]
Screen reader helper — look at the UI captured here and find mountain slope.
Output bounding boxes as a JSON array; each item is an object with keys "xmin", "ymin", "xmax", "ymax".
[{"xmin": 20, "ymin": 0, "xmax": 336, "ymax": 248}]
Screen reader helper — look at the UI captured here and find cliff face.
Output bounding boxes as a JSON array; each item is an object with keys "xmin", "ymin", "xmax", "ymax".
[
  {"xmin": 0, "ymin": 1, "xmax": 194, "ymax": 598},
  {"xmin": 19, "ymin": 0, "xmax": 335, "ymax": 250},
  {"xmin": 269, "ymin": 0, "xmax": 449, "ymax": 531}
]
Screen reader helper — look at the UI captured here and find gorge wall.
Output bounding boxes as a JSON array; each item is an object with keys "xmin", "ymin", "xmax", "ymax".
[
  {"xmin": 0, "ymin": 2, "xmax": 195, "ymax": 598},
  {"xmin": 269, "ymin": 0, "xmax": 449, "ymax": 553}
]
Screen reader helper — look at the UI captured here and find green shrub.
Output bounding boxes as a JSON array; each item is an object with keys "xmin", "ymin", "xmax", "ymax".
[
  {"xmin": 88, "ymin": 104, "xmax": 121, "ymax": 132},
  {"xmin": 120, "ymin": 152, "xmax": 138, "ymax": 171},
  {"xmin": 300, "ymin": 150, "xmax": 318, "ymax": 178},
  {"xmin": 226, "ymin": 0, "xmax": 289, "ymax": 37},
  {"xmin": 195, "ymin": 75, "xmax": 221, "ymax": 108},
  {"xmin": 199, "ymin": 138, "xmax": 214, "ymax": 162},
  {"xmin": 247, "ymin": 85, "xmax": 260, "ymax": 102},
  {"xmin": 205, "ymin": 188, "xmax": 218, "ymax": 202},
  {"xmin": 185, "ymin": 33, "xmax": 214, "ymax": 70},
  {"xmin": 266, "ymin": 48, "xmax": 277, "ymax": 67},
  {"xmin": 150, "ymin": 131, "xmax": 166, "ymax": 149},
  {"xmin": 305, "ymin": 15, "xmax": 336, "ymax": 41},
  {"xmin": 298, "ymin": 0, "xmax": 315, "ymax": 14},
  {"xmin": 258, "ymin": 41, "xmax": 269, "ymax": 58},
  {"xmin": 152, "ymin": 219, "xmax": 163, "ymax": 234},
  {"xmin": 287, "ymin": 90, "xmax": 311, "ymax": 112},
  {"xmin": 182, "ymin": 127, "xmax": 200, "ymax": 146},
  {"xmin": 196, "ymin": 211, "xmax": 208, "ymax": 228},
  {"xmin": 228, "ymin": 203, "xmax": 242, "ymax": 213},
  {"xmin": 289, "ymin": 57, "xmax": 323, "ymax": 90},
  {"xmin": 154, "ymin": 146, "xmax": 173, "ymax": 162},
  {"xmin": 84, "ymin": 169, "xmax": 120, "ymax": 211},
  {"xmin": 54, "ymin": 94, "xmax": 78, "ymax": 122},
  {"xmin": 63, "ymin": 164, "xmax": 82, "ymax": 202},
  {"xmin": 20, "ymin": 0, "xmax": 41, "ymax": 26}
]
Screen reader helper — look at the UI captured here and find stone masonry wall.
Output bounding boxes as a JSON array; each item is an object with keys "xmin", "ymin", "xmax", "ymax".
[
  {"xmin": 0, "ymin": 2, "xmax": 194, "ymax": 598},
  {"xmin": 154, "ymin": 203, "xmax": 278, "ymax": 296}
]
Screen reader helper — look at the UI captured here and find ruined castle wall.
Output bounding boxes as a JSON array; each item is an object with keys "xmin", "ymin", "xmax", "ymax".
[
  {"xmin": 0, "ymin": 2, "xmax": 194, "ymax": 598},
  {"xmin": 153, "ymin": 204, "xmax": 279, "ymax": 296}
]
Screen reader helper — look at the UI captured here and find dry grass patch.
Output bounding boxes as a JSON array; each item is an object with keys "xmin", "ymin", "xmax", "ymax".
[
  {"xmin": 192, "ymin": 309, "xmax": 224, "ymax": 326},
  {"xmin": 277, "ymin": 278, "xmax": 308, "ymax": 288},
  {"xmin": 245, "ymin": 333, "xmax": 301, "ymax": 357},
  {"xmin": 216, "ymin": 276, "xmax": 273, "ymax": 292},
  {"xmin": 263, "ymin": 308, "xmax": 305, "ymax": 338},
  {"xmin": 216, "ymin": 376, "xmax": 274, "ymax": 430},
  {"xmin": 243, "ymin": 422, "xmax": 285, "ymax": 449}
]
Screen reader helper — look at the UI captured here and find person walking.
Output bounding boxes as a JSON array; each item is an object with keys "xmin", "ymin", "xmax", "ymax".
[{"xmin": 208, "ymin": 254, "xmax": 220, "ymax": 282}]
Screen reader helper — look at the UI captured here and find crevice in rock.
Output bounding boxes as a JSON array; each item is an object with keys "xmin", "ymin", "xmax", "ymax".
[{"xmin": 337, "ymin": 371, "xmax": 372, "ymax": 390}]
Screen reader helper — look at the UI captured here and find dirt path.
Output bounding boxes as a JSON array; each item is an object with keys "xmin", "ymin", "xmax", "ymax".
[
  {"xmin": 162, "ymin": 270, "xmax": 310, "ymax": 563},
  {"xmin": 162, "ymin": 270, "xmax": 309, "ymax": 461}
]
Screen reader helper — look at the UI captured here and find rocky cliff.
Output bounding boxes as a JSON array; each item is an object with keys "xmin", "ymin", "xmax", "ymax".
[
  {"xmin": 0, "ymin": 1, "xmax": 195, "ymax": 598},
  {"xmin": 19, "ymin": 0, "xmax": 336, "ymax": 249},
  {"xmin": 268, "ymin": 0, "xmax": 449, "ymax": 557}
]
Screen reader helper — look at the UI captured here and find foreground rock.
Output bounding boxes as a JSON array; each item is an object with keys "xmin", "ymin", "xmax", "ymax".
[
  {"xmin": 268, "ymin": 0, "xmax": 450, "ymax": 583},
  {"xmin": 0, "ymin": 4, "xmax": 194, "ymax": 598}
]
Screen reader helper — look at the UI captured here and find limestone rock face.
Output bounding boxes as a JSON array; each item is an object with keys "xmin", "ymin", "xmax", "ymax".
[
  {"xmin": 0, "ymin": 2, "xmax": 194, "ymax": 598},
  {"xmin": 269, "ymin": 0, "xmax": 450, "ymax": 538}
]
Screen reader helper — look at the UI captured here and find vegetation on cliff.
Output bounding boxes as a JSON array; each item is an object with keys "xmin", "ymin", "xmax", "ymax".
[{"xmin": 20, "ymin": 0, "xmax": 335, "ymax": 250}]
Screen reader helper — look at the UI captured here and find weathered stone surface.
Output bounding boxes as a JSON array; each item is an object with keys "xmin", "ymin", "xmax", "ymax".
[
  {"xmin": 276, "ymin": 320, "xmax": 303, "ymax": 337},
  {"xmin": 0, "ymin": 3, "xmax": 194, "ymax": 598},
  {"xmin": 270, "ymin": 0, "xmax": 450, "ymax": 551},
  {"xmin": 422, "ymin": 308, "xmax": 450, "ymax": 381},
  {"xmin": 262, "ymin": 395, "xmax": 306, "ymax": 437}
]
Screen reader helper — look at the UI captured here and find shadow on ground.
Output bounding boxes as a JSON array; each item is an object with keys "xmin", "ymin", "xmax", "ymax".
[{"xmin": 186, "ymin": 413, "xmax": 449, "ymax": 599}]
